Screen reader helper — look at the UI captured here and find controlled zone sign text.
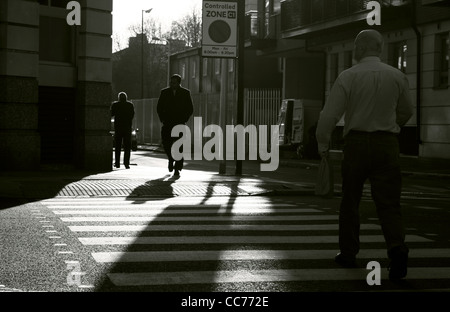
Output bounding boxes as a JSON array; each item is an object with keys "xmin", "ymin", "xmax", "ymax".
[{"xmin": 202, "ymin": 1, "xmax": 237, "ymax": 58}]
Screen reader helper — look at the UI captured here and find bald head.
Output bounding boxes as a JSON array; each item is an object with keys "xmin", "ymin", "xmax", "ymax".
[{"xmin": 354, "ymin": 29, "xmax": 384, "ymax": 62}]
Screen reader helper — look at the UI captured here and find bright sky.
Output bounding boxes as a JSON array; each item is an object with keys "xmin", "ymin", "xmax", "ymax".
[{"xmin": 112, "ymin": 0, "xmax": 202, "ymax": 50}]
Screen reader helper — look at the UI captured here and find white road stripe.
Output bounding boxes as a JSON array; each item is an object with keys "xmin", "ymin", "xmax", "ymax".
[
  {"xmin": 68, "ymin": 224, "xmax": 380, "ymax": 232},
  {"xmin": 52, "ymin": 209, "xmax": 333, "ymax": 216},
  {"xmin": 107, "ymin": 268, "xmax": 450, "ymax": 286},
  {"xmin": 92, "ymin": 248, "xmax": 450, "ymax": 263},
  {"xmin": 60, "ymin": 215, "xmax": 332, "ymax": 222},
  {"xmin": 46, "ymin": 203, "xmax": 297, "ymax": 209},
  {"xmin": 43, "ymin": 200, "xmax": 286, "ymax": 206},
  {"xmin": 41, "ymin": 197, "xmax": 282, "ymax": 203},
  {"xmin": 79, "ymin": 235, "xmax": 430, "ymax": 246},
  {"xmin": 41, "ymin": 197, "xmax": 450, "ymax": 290}
]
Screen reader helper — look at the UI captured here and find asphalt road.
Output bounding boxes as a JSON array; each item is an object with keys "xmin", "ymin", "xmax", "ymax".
[{"xmin": 1, "ymin": 150, "xmax": 449, "ymax": 308}]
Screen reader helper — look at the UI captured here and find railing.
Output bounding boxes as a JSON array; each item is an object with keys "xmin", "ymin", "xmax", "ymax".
[
  {"xmin": 281, "ymin": 0, "xmax": 410, "ymax": 31},
  {"xmin": 244, "ymin": 88, "xmax": 281, "ymax": 127},
  {"xmin": 132, "ymin": 89, "xmax": 281, "ymax": 146}
]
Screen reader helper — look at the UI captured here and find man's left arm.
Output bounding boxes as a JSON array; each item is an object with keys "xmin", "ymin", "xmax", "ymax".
[
  {"xmin": 396, "ymin": 76, "xmax": 414, "ymax": 127},
  {"xmin": 111, "ymin": 103, "xmax": 116, "ymax": 117},
  {"xmin": 184, "ymin": 90, "xmax": 194, "ymax": 122}
]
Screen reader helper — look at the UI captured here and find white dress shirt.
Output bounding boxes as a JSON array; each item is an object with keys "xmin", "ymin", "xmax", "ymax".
[{"xmin": 316, "ymin": 56, "xmax": 414, "ymax": 153}]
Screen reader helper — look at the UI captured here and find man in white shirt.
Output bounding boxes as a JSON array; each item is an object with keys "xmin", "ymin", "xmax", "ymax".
[{"xmin": 316, "ymin": 29, "xmax": 414, "ymax": 280}]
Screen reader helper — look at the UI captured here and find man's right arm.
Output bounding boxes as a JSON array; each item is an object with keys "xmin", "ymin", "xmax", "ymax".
[{"xmin": 316, "ymin": 78, "xmax": 346, "ymax": 156}]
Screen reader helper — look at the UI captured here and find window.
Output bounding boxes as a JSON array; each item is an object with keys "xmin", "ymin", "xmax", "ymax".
[
  {"xmin": 264, "ymin": 0, "xmax": 270, "ymax": 38},
  {"xmin": 436, "ymin": 33, "xmax": 449, "ymax": 88},
  {"xmin": 228, "ymin": 59, "xmax": 234, "ymax": 73},
  {"xmin": 191, "ymin": 59, "xmax": 197, "ymax": 78},
  {"xmin": 39, "ymin": 16, "xmax": 73, "ymax": 63},
  {"xmin": 272, "ymin": 0, "xmax": 281, "ymax": 14},
  {"xmin": 278, "ymin": 57, "xmax": 284, "ymax": 73},
  {"xmin": 39, "ymin": 0, "xmax": 71, "ymax": 8},
  {"xmin": 330, "ymin": 53, "xmax": 339, "ymax": 83},
  {"xmin": 203, "ymin": 58, "xmax": 208, "ymax": 76},
  {"xmin": 215, "ymin": 59, "xmax": 221, "ymax": 75},
  {"xmin": 181, "ymin": 63, "xmax": 186, "ymax": 80},
  {"xmin": 391, "ymin": 41, "xmax": 407, "ymax": 73},
  {"xmin": 344, "ymin": 50, "xmax": 353, "ymax": 69}
]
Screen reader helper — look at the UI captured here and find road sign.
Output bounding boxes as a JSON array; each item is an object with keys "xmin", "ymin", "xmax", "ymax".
[{"xmin": 202, "ymin": 0, "xmax": 237, "ymax": 58}]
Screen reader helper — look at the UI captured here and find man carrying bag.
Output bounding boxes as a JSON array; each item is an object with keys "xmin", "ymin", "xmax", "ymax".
[{"xmin": 315, "ymin": 152, "xmax": 334, "ymax": 198}]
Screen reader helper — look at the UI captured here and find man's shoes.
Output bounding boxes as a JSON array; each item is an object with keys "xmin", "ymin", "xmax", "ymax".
[
  {"xmin": 114, "ymin": 163, "xmax": 120, "ymax": 168},
  {"xmin": 388, "ymin": 246, "xmax": 409, "ymax": 280},
  {"xmin": 168, "ymin": 161, "xmax": 174, "ymax": 172},
  {"xmin": 334, "ymin": 253, "xmax": 358, "ymax": 268},
  {"xmin": 125, "ymin": 164, "xmax": 130, "ymax": 169},
  {"xmin": 175, "ymin": 161, "xmax": 183, "ymax": 171},
  {"xmin": 174, "ymin": 169, "xmax": 180, "ymax": 176}
]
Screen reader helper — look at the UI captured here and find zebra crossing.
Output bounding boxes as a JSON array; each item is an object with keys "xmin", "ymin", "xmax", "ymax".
[{"xmin": 41, "ymin": 196, "xmax": 450, "ymax": 292}]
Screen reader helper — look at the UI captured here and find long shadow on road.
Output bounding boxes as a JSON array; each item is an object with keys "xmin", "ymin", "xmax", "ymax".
[{"xmin": 92, "ymin": 162, "xmax": 287, "ymax": 292}]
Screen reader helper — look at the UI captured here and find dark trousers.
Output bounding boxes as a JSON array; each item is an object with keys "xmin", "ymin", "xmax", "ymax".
[
  {"xmin": 161, "ymin": 124, "xmax": 184, "ymax": 171},
  {"xmin": 114, "ymin": 130, "xmax": 131, "ymax": 166},
  {"xmin": 339, "ymin": 131, "xmax": 407, "ymax": 258}
]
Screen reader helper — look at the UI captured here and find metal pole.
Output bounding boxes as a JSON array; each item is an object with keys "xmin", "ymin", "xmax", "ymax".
[
  {"xmin": 219, "ymin": 58, "xmax": 228, "ymax": 174},
  {"xmin": 167, "ymin": 39, "xmax": 171, "ymax": 86},
  {"xmin": 141, "ymin": 10, "xmax": 144, "ymax": 100},
  {"xmin": 235, "ymin": 0, "xmax": 245, "ymax": 176}
]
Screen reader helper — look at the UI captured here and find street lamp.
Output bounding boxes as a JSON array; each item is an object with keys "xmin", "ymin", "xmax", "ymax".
[{"xmin": 141, "ymin": 8, "xmax": 152, "ymax": 99}]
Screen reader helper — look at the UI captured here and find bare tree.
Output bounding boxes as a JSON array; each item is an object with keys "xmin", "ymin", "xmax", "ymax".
[
  {"xmin": 127, "ymin": 18, "xmax": 163, "ymax": 43},
  {"xmin": 112, "ymin": 33, "xmax": 124, "ymax": 53},
  {"xmin": 167, "ymin": 8, "xmax": 202, "ymax": 48}
]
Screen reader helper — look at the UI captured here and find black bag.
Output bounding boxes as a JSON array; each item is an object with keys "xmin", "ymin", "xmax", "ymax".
[{"xmin": 315, "ymin": 155, "xmax": 334, "ymax": 198}]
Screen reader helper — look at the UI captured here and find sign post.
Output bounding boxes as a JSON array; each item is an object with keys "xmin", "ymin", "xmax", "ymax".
[
  {"xmin": 202, "ymin": 1, "xmax": 238, "ymax": 58},
  {"xmin": 202, "ymin": 0, "xmax": 243, "ymax": 175}
]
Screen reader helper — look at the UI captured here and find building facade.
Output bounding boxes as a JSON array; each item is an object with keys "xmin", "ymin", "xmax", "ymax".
[
  {"xmin": 0, "ymin": 0, "xmax": 113, "ymax": 171},
  {"xmin": 248, "ymin": 0, "xmax": 450, "ymax": 159}
]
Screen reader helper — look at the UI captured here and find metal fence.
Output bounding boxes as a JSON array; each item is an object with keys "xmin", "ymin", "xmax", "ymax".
[
  {"xmin": 132, "ymin": 88, "xmax": 282, "ymax": 146},
  {"xmin": 244, "ymin": 88, "xmax": 281, "ymax": 127}
]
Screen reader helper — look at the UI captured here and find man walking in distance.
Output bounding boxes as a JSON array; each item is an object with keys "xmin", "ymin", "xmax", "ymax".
[
  {"xmin": 111, "ymin": 92, "xmax": 135, "ymax": 169},
  {"xmin": 157, "ymin": 74, "xmax": 194, "ymax": 176},
  {"xmin": 316, "ymin": 29, "xmax": 414, "ymax": 280}
]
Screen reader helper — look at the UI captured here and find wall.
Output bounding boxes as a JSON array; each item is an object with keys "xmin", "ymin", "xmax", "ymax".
[
  {"xmin": 0, "ymin": 0, "xmax": 113, "ymax": 171},
  {"xmin": 0, "ymin": 0, "xmax": 40, "ymax": 170},
  {"xmin": 76, "ymin": 0, "xmax": 113, "ymax": 171},
  {"xmin": 420, "ymin": 20, "xmax": 450, "ymax": 158}
]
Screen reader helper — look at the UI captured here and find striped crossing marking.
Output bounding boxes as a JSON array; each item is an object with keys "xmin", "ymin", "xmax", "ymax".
[
  {"xmin": 51, "ymin": 208, "xmax": 322, "ymax": 215},
  {"xmin": 77, "ymin": 235, "xmax": 431, "ymax": 246},
  {"xmin": 59, "ymin": 216, "xmax": 332, "ymax": 222},
  {"xmin": 42, "ymin": 196, "xmax": 450, "ymax": 290},
  {"xmin": 107, "ymin": 268, "xmax": 450, "ymax": 286},
  {"xmin": 92, "ymin": 248, "xmax": 450, "ymax": 263},
  {"xmin": 67, "ymin": 224, "xmax": 381, "ymax": 232}
]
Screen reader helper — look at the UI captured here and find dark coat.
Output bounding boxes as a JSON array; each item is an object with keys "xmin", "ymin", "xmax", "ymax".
[
  {"xmin": 157, "ymin": 87, "xmax": 194, "ymax": 126},
  {"xmin": 111, "ymin": 100, "xmax": 135, "ymax": 132}
]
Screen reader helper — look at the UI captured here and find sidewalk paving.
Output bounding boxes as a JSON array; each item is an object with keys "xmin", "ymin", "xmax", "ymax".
[
  {"xmin": 0, "ymin": 144, "xmax": 449, "ymax": 200},
  {"xmin": 0, "ymin": 152, "xmax": 313, "ymax": 200}
]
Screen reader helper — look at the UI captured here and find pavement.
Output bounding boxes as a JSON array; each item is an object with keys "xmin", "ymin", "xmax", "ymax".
[{"xmin": 1, "ymin": 144, "xmax": 449, "ymax": 200}]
